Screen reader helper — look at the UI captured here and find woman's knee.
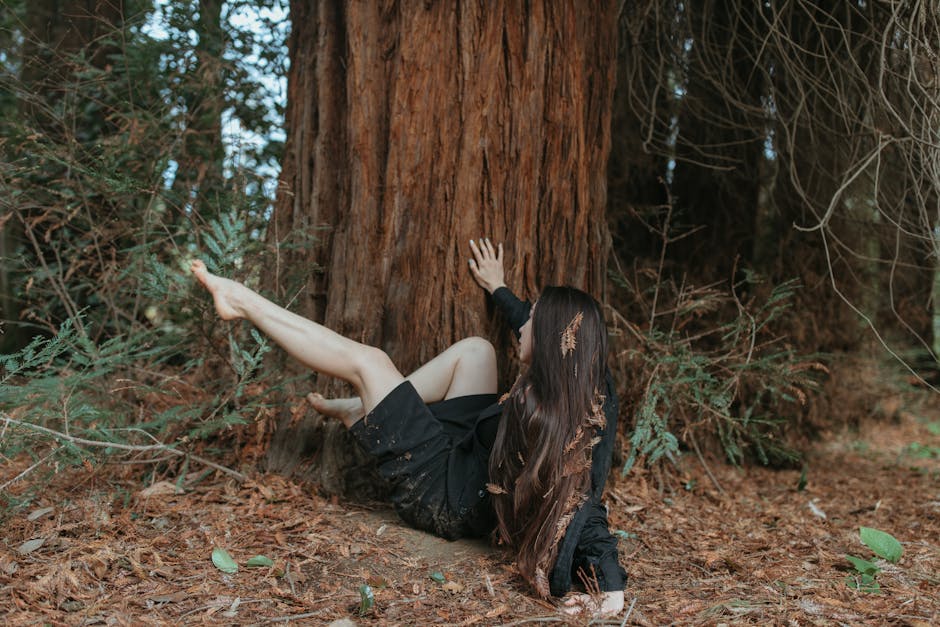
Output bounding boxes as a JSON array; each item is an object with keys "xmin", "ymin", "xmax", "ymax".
[
  {"xmin": 351, "ymin": 345, "xmax": 399, "ymax": 387},
  {"xmin": 455, "ymin": 336, "xmax": 497, "ymax": 371},
  {"xmin": 445, "ymin": 337, "xmax": 497, "ymax": 397}
]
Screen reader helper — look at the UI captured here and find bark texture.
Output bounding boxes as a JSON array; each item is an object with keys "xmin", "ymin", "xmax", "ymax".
[{"xmin": 264, "ymin": 0, "xmax": 619, "ymax": 493}]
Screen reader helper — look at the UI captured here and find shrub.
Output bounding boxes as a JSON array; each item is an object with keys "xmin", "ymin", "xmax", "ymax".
[{"xmin": 610, "ymin": 267, "xmax": 826, "ymax": 474}]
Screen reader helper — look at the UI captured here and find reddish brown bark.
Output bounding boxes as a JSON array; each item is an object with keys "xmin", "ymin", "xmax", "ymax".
[{"xmin": 265, "ymin": 0, "xmax": 619, "ymax": 492}]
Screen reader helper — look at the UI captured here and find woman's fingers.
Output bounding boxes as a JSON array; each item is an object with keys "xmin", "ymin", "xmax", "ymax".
[
  {"xmin": 560, "ymin": 594, "xmax": 591, "ymax": 615},
  {"xmin": 470, "ymin": 239, "xmax": 492, "ymax": 266},
  {"xmin": 469, "ymin": 238, "xmax": 506, "ymax": 293},
  {"xmin": 559, "ymin": 592, "xmax": 623, "ymax": 617},
  {"xmin": 471, "ymin": 238, "xmax": 501, "ymax": 259}
]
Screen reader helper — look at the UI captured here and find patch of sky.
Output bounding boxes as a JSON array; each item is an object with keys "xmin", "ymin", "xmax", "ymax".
[{"xmin": 144, "ymin": 0, "xmax": 288, "ymax": 202}]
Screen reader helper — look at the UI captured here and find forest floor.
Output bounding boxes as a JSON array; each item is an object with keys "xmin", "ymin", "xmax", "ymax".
[{"xmin": 1, "ymin": 383, "xmax": 939, "ymax": 625}]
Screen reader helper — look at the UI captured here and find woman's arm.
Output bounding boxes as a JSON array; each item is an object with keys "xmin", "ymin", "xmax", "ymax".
[
  {"xmin": 469, "ymin": 239, "xmax": 531, "ymax": 335},
  {"xmin": 561, "ymin": 501, "xmax": 628, "ymax": 617}
]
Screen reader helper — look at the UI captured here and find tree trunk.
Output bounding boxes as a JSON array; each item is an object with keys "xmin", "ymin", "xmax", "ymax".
[{"xmin": 262, "ymin": 0, "xmax": 619, "ymax": 495}]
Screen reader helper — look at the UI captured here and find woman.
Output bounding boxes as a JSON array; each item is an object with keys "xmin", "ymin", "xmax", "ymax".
[{"xmin": 190, "ymin": 239, "xmax": 626, "ymax": 616}]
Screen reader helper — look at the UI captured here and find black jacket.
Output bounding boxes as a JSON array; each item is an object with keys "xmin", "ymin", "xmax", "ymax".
[{"xmin": 474, "ymin": 287, "xmax": 627, "ymax": 595}]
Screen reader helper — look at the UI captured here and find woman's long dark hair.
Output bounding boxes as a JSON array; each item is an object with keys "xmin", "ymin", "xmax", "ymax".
[{"xmin": 488, "ymin": 286, "xmax": 608, "ymax": 597}]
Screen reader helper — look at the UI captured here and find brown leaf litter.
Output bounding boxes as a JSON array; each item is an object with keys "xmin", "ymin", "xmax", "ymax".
[{"xmin": 1, "ymin": 408, "xmax": 938, "ymax": 625}]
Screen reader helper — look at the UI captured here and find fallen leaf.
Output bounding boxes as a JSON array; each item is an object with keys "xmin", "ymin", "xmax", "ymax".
[
  {"xmin": 26, "ymin": 507, "xmax": 54, "ymax": 521},
  {"xmin": 807, "ymin": 499, "xmax": 827, "ymax": 519},
  {"xmin": 17, "ymin": 538, "xmax": 45, "ymax": 555},
  {"xmin": 246, "ymin": 555, "xmax": 274, "ymax": 568},
  {"xmin": 485, "ymin": 604, "xmax": 509, "ymax": 618},
  {"xmin": 139, "ymin": 481, "xmax": 183, "ymax": 498},
  {"xmin": 221, "ymin": 597, "xmax": 241, "ymax": 618},
  {"xmin": 211, "ymin": 548, "xmax": 238, "ymax": 574},
  {"xmin": 442, "ymin": 580, "xmax": 464, "ymax": 593},
  {"xmin": 87, "ymin": 557, "xmax": 109, "ymax": 578}
]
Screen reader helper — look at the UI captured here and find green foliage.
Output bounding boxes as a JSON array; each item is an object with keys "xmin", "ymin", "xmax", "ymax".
[
  {"xmin": 845, "ymin": 527, "xmax": 903, "ymax": 593},
  {"xmin": 844, "ymin": 554, "xmax": 881, "ymax": 593},
  {"xmin": 1, "ymin": 0, "xmax": 285, "ymax": 350},
  {"xmin": 358, "ymin": 584, "xmax": 376, "ymax": 615},
  {"xmin": 0, "ymin": 318, "xmax": 79, "ymax": 386},
  {"xmin": 0, "ymin": 0, "xmax": 290, "ymax": 512},
  {"xmin": 859, "ymin": 527, "xmax": 903, "ymax": 563},
  {"xmin": 614, "ymin": 268, "xmax": 825, "ymax": 474},
  {"xmin": 902, "ymin": 442, "xmax": 940, "ymax": 460}
]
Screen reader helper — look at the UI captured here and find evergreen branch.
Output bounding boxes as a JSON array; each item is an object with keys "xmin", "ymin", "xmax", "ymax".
[{"xmin": 0, "ymin": 413, "xmax": 247, "ymax": 482}]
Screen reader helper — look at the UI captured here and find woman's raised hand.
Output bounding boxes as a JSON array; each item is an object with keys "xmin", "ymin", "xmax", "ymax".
[{"xmin": 469, "ymin": 238, "xmax": 506, "ymax": 294}]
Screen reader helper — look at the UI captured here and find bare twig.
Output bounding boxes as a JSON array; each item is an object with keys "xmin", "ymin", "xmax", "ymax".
[
  {"xmin": 688, "ymin": 431, "xmax": 725, "ymax": 495},
  {"xmin": 620, "ymin": 596, "xmax": 637, "ymax": 626},
  {"xmin": 0, "ymin": 448, "xmax": 59, "ymax": 492},
  {"xmin": 0, "ymin": 413, "xmax": 247, "ymax": 481}
]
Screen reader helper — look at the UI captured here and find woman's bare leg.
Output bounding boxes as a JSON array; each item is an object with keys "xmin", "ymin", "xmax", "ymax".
[
  {"xmin": 407, "ymin": 337, "xmax": 498, "ymax": 401},
  {"xmin": 307, "ymin": 337, "xmax": 498, "ymax": 425},
  {"xmin": 190, "ymin": 260, "xmax": 404, "ymax": 412}
]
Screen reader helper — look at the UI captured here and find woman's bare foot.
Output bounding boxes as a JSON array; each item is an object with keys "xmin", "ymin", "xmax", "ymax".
[
  {"xmin": 306, "ymin": 392, "xmax": 365, "ymax": 428},
  {"xmin": 190, "ymin": 260, "xmax": 247, "ymax": 320}
]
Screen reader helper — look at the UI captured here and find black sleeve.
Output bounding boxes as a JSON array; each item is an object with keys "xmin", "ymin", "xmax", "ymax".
[
  {"xmin": 571, "ymin": 501, "xmax": 628, "ymax": 593},
  {"xmin": 591, "ymin": 370, "xmax": 619, "ymax": 499},
  {"xmin": 491, "ymin": 286, "xmax": 532, "ymax": 338}
]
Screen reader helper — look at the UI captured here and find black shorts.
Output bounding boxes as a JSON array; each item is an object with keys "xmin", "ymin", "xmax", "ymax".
[{"xmin": 349, "ymin": 381, "xmax": 496, "ymax": 539}]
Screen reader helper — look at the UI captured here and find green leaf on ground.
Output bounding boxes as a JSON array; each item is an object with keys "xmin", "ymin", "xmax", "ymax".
[
  {"xmin": 358, "ymin": 584, "xmax": 375, "ymax": 615},
  {"xmin": 429, "ymin": 571, "xmax": 446, "ymax": 583},
  {"xmin": 211, "ymin": 547, "xmax": 238, "ymax": 574},
  {"xmin": 845, "ymin": 574, "xmax": 881, "ymax": 593},
  {"xmin": 846, "ymin": 554, "xmax": 879, "ymax": 575},
  {"xmin": 859, "ymin": 527, "xmax": 903, "ymax": 563},
  {"xmin": 246, "ymin": 555, "xmax": 274, "ymax": 568},
  {"xmin": 797, "ymin": 467, "xmax": 808, "ymax": 491}
]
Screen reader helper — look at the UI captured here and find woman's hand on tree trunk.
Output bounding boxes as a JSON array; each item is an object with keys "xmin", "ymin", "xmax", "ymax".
[{"xmin": 469, "ymin": 238, "xmax": 506, "ymax": 294}]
